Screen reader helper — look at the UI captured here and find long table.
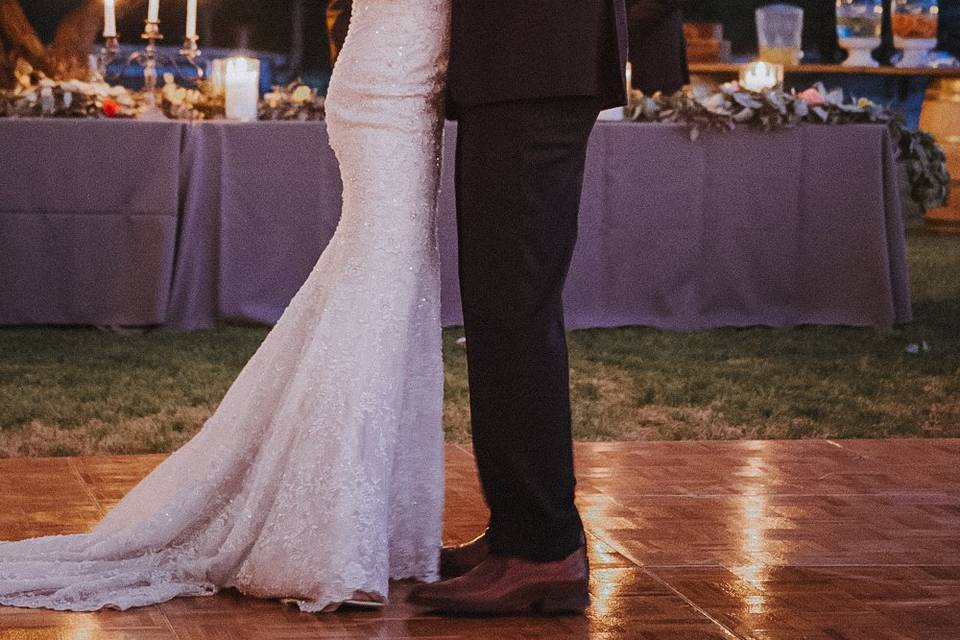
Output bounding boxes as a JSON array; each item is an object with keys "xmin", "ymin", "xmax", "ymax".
[
  {"xmin": 0, "ymin": 119, "xmax": 913, "ymax": 331},
  {"xmin": 0, "ymin": 119, "xmax": 183, "ymax": 326}
]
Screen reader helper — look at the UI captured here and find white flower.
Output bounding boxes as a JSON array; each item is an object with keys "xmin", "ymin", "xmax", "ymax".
[
  {"xmin": 291, "ymin": 85, "xmax": 313, "ymax": 104},
  {"xmin": 15, "ymin": 59, "xmax": 34, "ymax": 80},
  {"xmin": 264, "ymin": 91, "xmax": 282, "ymax": 109},
  {"xmin": 825, "ymin": 88, "xmax": 845, "ymax": 106},
  {"xmin": 40, "ymin": 86, "xmax": 55, "ymax": 114},
  {"xmin": 641, "ymin": 96, "xmax": 659, "ymax": 120},
  {"xmin": 720, "ymin": 81, "xmax": 740, "ymax": 95},
  {"xmin": 61, "ymin": 80, "xmax": 88, "ymax": 93},
  {"xmin": 164, "ymin": 87, "xmax": 181, "ymax": 105},
  {"xmin": 733, "ymin": 93, "xmax": 763, "ymax": 109},
  {"xmin": 690, "ymin": 85, "xmax": 712, "ymax": 101},
  {"xmin": 699, "ymin": 92, "xmax": 731, "ymax": 115}
]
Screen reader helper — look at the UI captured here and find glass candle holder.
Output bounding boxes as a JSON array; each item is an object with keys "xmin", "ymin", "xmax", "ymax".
[
  {"xmin": 209, "ymin": 58, "xmax": 226, "ymax": 97},
  {"xmin": 893, "ymin": 0, "xmax": 939, "ymax": 67},
  {"xmin": 739, "ymin": 60, "xmax": 785, "ymax": 92},
  {"xmin": 836, "ymin": 0, "xmax": 883, "ymax": 67},
  {"xmin": 223, "ymin": 57, "xmax": 260, "ymax": 121}
]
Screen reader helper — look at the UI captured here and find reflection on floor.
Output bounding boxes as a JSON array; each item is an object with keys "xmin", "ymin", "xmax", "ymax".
[{"xmin": 1, "ymin": 439, "xmax": 959, "ymax": 639}]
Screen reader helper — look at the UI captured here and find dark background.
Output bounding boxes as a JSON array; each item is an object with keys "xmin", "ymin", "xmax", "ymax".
[
  {"xmin": 22, "ymin": 0, "xmax": 960, "ymax": 72},
  {"xmin": 23, "ymin": 0, "xmax": 334, "ymax": 71},
  {"xmin": 687, "ymin": 0, "xmax": 960, "ymax": 60},
  {"xmin": 686, "ymin": 0, "xmax": 841, "ymax": 60}
]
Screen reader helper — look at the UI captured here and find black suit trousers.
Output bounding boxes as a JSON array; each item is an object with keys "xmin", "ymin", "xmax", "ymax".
[{"xmin": 455, "ymin": 97, "xmax": 601, "ymax": 562}]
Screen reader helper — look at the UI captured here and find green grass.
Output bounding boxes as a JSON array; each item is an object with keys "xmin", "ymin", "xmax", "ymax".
[{"xmin": 1, "ymin": 225, "xmax": 958, "ymax": 456}]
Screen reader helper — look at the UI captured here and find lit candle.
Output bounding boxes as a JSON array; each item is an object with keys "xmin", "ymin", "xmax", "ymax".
[
  {"xmin": 147, "ymin": 0, "xmax": 160, "ymax": 23},
  {"xmin": 739, "ymin": 60, "xmax": 783, "ymax": 92},
  {"xmin": 224, "ymin": 57, "xmax": 260, "ymax": 120},
  {"xmin": 103, "ymin": 0, "xmax": 117, "ymax": 38},
  {"xmin": 186, "ymin": 0, "xmax": 197, "ymax": 39}
]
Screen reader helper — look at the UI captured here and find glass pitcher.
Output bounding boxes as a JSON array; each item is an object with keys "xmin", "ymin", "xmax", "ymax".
[{"xmin": 755, "ymin": 4, "xmax": 805, "ymax": 65}]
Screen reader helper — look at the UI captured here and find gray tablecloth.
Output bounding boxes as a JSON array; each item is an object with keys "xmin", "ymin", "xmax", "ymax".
[
  {"xmin": 0, "ymin": 119, "xmax": 911, "ymax": 330},
  {"xmin": 166, "ymin": 121, "xmax": 344, "ymax": 330},
  {"xmin": 0, "ymin": 119, "xmax": 183, "ymax": 326},
  {"xmin": 565, "ymin": 122, "xmax": 913, "ymax": 330},
  {"xmin": 169, "ymin": 120, "xmax": 911, "ymax": 331}
]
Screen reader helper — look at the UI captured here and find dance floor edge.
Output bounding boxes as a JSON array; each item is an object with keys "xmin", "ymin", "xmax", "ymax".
[{"xmin": 1, "ymin": 439, "xmax": 959, "ymax": 640}]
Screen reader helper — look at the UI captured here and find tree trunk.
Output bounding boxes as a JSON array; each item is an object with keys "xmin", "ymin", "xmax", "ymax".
[
  {"xmin": 0, "ymin": 0, "xmax": 49, "ymax": 73},
  {"xmin": 0, "ymin": 0, "xmax": 148, "ymax": 82},
  {"xmin": 47, "ymin": 1, "xmax": 104, "ymax": 79},
  {"xmin": 0, "ymin": 35, "xmax": 12, "ymax": 89}
]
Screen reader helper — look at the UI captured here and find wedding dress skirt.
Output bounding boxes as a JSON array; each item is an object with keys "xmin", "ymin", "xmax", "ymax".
[{"xmin": 0, "ymin": 0, "xmax": 450, "ymax": 613}]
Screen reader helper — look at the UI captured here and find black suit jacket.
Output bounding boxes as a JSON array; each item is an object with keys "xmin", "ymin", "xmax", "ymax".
[
  {"xmin": 448, "ymin": 0, "xmax": 628, "ymax": 115},
  {"xmin": 628, "ymin": 0, "xmax": 689, "ymax": 95}
]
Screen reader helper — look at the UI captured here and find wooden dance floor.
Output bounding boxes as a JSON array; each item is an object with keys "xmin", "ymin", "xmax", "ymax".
[{"xmin": 1, "ymin": 439, "xmax": 959, "ymax": 639}]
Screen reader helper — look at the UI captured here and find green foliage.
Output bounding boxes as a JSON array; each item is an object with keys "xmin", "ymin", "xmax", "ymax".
[
  {"xmin": 0, "ymin": 60, "xmax": 141, "ymax": 118},
  {"xmin": 258, "ymin": 80, "xmax": 326, "ymax": 122},
  {"xmin": 892, "ymin": 128, "xmax": 951, "ymax": 213},
  {"xmin": 160, "ymin": 75, "xmax": 225, "ymax": 121},
  {"xmin": 0, "ymin": 226, "xmax": 957, "ymax": 456}
]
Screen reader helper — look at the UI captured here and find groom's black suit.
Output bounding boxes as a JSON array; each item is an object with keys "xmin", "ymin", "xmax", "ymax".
[{"xmin": 449, "ymin": 1, "xmax": 628, "ymax": 563}]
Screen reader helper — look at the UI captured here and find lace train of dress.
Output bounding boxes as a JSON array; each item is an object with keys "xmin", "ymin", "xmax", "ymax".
[{"xmin": 0, "ymin": 0, "xmax": 449, "ymax": 613}]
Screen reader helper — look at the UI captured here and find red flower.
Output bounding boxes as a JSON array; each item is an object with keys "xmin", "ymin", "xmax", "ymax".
[
  {"xmin": 101, "ymin": 98, "xmax": 120, "ymax": 117},
  {"xmin": 798, "ymin": 87, "xmax": 826, "ymax": 107}
]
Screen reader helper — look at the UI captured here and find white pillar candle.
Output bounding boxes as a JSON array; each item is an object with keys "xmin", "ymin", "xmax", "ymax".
[
  {"xmin": 224, "ymin": 57, "xmax": 260, "ymax": 120},
  {"xmin": 103, "ymin": 0, "xmax": 117, "ymax": 37},
  {"xmin": 147, "ymin": 0, "xmax": 160, "ymax": 22},
  {"xmin": 186, "ymin": 0, "xmax": 198, "ymax": 39},
  {"xmin": 625, "ymin": 62, "xmax": 633, "ymax": 92}
]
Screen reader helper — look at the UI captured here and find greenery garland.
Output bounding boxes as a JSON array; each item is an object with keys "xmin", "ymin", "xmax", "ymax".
[
  {"xmin": 0, "ymin": 61, "xmax": 325, "ymax": 123},
  {"xmin": 627, "ymin": 82, "xmax": 950, "ymax": 214},
  {"xmin": 0, "ymin": 60, "xmax": 141, "ymax": 119},
  {"xmin": 0, "ymin": 63, "xmax": 947, "ymax": 214},
  {"xmin": 159, "ymin": 78, "xmax": 326, "ymax": 121},
  {"xmin": 160, "ymin": 74, "xmax": 225, "ymax": 121},
  {"xmin": 258, "ymin": 80, "xmax": 326, "ymax": 121}
]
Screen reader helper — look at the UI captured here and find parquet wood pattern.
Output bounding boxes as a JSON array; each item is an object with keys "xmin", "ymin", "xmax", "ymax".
[{"xmin": 0, "ymin": 439, "xmax": 957, "ymax": 639}]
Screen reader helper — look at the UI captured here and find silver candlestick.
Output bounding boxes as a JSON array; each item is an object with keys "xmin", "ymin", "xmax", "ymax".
[
  {"xmin": 99, "ymin": 21, "xmax": 204, "ymax": 120},
  {"xmin": 139, "ymin": 19, "xmax": 163, "ymax": 107},
  {"xmin": 95, "ymin": 35, "xmax": 121, "ymax": 81},
  {"xmin": 180, "ymin": 35, "xmax": 204, "ymax": 81}
]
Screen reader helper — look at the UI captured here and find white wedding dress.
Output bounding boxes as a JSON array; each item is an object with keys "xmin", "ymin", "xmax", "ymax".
[{"xmin": 0, "ymin": 0, "xmax": 449, "ymax": 613}]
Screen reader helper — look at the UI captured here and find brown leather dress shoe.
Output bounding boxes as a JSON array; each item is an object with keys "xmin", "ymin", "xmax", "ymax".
[
  {"xmin": 408, "ymin": 545, "xmax": 589, "ymax": 614},
  {"xmin": 440, "ymin": 532, "xmax": 490, "ymax": 579}
]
